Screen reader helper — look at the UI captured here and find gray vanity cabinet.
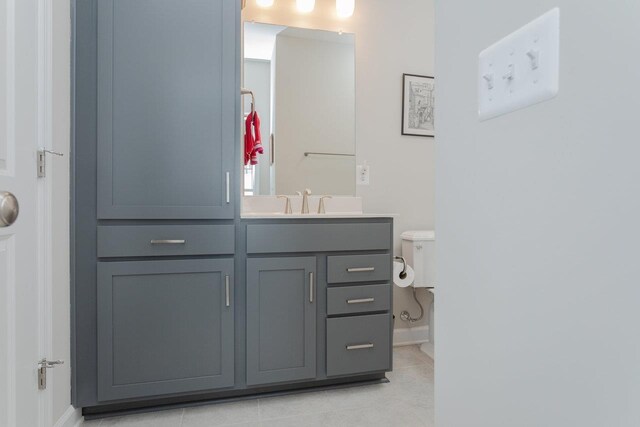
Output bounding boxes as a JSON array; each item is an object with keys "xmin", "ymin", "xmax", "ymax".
[
  {"xmin": 246, "ymin": 257, "xmax": 317, "ymax": 386},
  {"xmin": 96, "ymin": 0, "xmax": 236, "ymax": 219},
  {"xmin": 96, "ymin": 259, "xmax": 235, "ymax": 401},
  {"xmin": 73, "ymin": 0, "xmax": 394, "ymax": 414}
]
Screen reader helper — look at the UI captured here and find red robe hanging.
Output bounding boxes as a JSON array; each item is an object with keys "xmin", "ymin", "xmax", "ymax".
[{"xmin": 244, "ymin": 111, "xmax": 263, "ymax": 165}]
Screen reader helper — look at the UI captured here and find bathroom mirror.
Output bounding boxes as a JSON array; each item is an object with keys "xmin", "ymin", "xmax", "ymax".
[{"xmin": 243, "ymin": 22, "xmax": 356, "ymax": 197}]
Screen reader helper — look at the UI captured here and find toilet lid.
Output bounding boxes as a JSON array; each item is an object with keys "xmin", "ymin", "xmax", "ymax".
[{"xmin": 401, "ymin": 230, "xmax": 435, "ymax": 241}]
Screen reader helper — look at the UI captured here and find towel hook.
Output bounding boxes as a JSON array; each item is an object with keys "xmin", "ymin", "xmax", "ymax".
[{"xmin": 241, "ymin": 88, "xmax": 256, "ymax": 114}]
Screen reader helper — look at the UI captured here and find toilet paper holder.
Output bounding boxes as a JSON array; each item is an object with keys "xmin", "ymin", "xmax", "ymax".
[
  {"xmin": 394, "ymin": 255, "xmax": 426, "ymax": 323},
  {"xmin": 393, "ymin": 256, "xmax": 408, "ymax": 280}
]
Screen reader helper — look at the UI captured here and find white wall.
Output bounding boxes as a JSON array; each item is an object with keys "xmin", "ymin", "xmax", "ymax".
[
  {"xmin": 244, "ymin": 0, "xmax": 435, "ymax": 330},
  {"xmin": 52, "ymin": 0, "xmax": 71, "ymax": 423},
  {"xmin": 273, "ymin": 31, "xmax": 355, "ymax": 196},
  {"xmin": 436, "ymin": 2, "xmax": 640, "ymax": 426}
]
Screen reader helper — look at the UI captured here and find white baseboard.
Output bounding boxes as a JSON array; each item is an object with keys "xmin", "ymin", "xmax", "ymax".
[
  {"xmin": 420, "ymin": 342, "xmax": 435, "ymax": 359},
  {"xmin": 393, "ymin": 325, "xmax": 429, "ymax": 347},
  {"xmin": 54, "ymin": 405, "xmax": 83, "ymax": 427}
]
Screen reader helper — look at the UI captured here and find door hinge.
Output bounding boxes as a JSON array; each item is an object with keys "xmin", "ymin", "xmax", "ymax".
[
  {"xmin": 37, "ymin": 149, "xmax": 64, "ymax": 178},
  {"xmin": 38, "ymin": 359, "xmax": 64, "ymax": 390}
]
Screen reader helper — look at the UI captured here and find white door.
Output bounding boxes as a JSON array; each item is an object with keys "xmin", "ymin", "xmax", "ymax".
[{"xmin": 1, "ymin": 0, "xmax": 45, "ymax": 425}]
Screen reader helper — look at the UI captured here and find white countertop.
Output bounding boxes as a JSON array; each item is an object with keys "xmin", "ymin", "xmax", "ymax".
[
  {"xmin": 241, "ymin": 212, "xmax": 396, "ymax": 219},
  {"xmin": 241, "ymin": 196, "xmax": 395, "ymax": 219}
]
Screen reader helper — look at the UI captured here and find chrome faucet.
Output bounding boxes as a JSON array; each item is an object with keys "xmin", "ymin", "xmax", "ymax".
[
  {"xmin": 318, "ymin": 196, "xmax": 332, "ymax": 214},
  {"xmin": 277, "ymin": 195, "xmax": 292, "ymax": 214},
  {"xmin": 301, "ymin": 189, "xmax": 311, "ymax": 214}
]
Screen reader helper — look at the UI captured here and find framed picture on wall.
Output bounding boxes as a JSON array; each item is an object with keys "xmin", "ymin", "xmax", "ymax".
[{"xmin": 402, "ymin": 74, "xmax": 435, "ymax": 137}]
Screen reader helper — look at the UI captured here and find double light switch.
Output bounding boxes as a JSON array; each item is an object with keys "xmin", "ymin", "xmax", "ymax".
[{"xmin": 478, "ymin": 8, "xmax": 560, "ymax": 121}]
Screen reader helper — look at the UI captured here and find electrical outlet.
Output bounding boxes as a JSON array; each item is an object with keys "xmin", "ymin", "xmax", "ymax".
[{"xmin": 357, "ymin": 164, "xmax": 370, "ymax": 185}]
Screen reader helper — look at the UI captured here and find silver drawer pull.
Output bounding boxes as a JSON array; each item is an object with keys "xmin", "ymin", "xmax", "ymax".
[
  {"xmin": 346, "ymin": 343, "xmax": 374, "ymax": 351},
  {"xmin": 309, "ymin": 272, "xmax": 315, "ymax": 303},
  {"xmin": 347, "ymin": 298, "xmax": 375, "ymax": 304},
  {"xmin": 225, "ymin": 275, "xmax": 231, "ymax": 308},
  {"xmin": 347, "ymin": 267, "xmax": 375, "ymax": 273},
  {"xmin": 150, "ymin": 239, "xmax": 186, "ymax": 245}
]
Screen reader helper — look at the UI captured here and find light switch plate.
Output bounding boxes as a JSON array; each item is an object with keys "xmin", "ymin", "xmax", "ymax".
[{"xmin": 478, "ymin": 8, "xmax": 560, "ymax": 121}]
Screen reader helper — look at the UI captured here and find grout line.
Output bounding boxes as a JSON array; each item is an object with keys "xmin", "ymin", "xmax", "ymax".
[
  {"xmin": 258, "ymin": 407, "xmax": 329, "ymax": 420},
  {"xmin": 93, "ymin": 351, "xmax": 430, "ymax": 427},
  {"xmin": 393, "ymin": 362, "xmax": 433, "ymax": 370},
  {"xmin": 258, "ymin": 402, "xmax": 397, "ymax": 426},
  {"xmin": 257, "ymin": 390, "xmax": 334, "ymax": 421},
  {"xmin": 257, "ymin": 397, "xmax": 262, "ymax": 420},
  {"xmin": 258, "ymin": 388, "xmax": 392, "ymax": 421},
  {"xmin": 395, "ymin": 361, "xmax": 430, "ymax": 368},
  {"xmin": 217, "ymin": 422, "xmax": 261, "ymax": 427},
  {"xmin": 259, "ymin": 411, "xmax": 330, "ymax": 425}
]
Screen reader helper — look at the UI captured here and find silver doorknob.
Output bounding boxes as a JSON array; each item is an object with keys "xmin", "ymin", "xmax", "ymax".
[{"xmin": 0, "ymin": 192, "xmax": 19, "ymax": 227}]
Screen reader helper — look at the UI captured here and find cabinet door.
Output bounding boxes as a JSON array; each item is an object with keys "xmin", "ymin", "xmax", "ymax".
[
  {"xmin": 97, "ymin": 259, "xmax": 234, "ymax": 401},
  {"xmin": 246, "ymin": 257, "xmax": 317, "ymax": 386},
  {"xmin": 96, "ymin": 0, "xmax": 237, "ymax": 219}
]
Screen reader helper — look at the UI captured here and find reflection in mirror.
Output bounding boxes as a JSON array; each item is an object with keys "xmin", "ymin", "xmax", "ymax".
[{"xmin": 243, "ymin": 22, "xmax": 356, "ymax": 197}]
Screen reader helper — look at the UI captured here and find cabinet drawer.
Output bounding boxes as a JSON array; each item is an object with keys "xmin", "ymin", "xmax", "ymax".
[
  {"xmin": 246, "ymin": 222, "xmax": 391, "ymax": 254},
  {"xmin": 327, "ymin": 254, "xmax": 391, "ymax": 284},
  {"xmin": 326, "ymin": 314, "xmax": 391, "ymax": 377},
  {"xmin": 98, "ymin": 225, "xmax": 234, "ymax": 258},
  {"xmin": 327, "ymin": 284, "xmax": 391, "ymax": 315}
]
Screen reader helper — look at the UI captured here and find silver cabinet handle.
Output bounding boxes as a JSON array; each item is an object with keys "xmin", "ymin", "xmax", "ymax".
[
  {"xmin": 346, "ymin": 343, "xmax": 374, "ymax": 351},
  {"xmin": 225, "ymin": 275, "xmax": 230, "ymax": 308},
  {"xmin": 347, "ymin": 298, "xmax": 375, "ymax": 304},
  {"xmin": 150, "ymin": 239, "xmax": 186, "ymax": 245},
  {"xmin": 309, "ymin": 272, "xmax": 314, "ymax": 303},
  {"xmin": 226, "ymin": 171, "xmax": 230, "ymax": 204},
  {"xmin": 347, "ymin": 267, "xmax": 375, "ymax": 273}
]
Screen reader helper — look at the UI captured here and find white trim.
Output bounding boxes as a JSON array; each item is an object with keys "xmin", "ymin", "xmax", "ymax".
[
  {"xmin": 1, "ymin": 0, "xmax": 16, "ymax": 177},
  {"xmin": 393, "ymin": 325, "xmax": 430, "ymax": 347},
  {"xmin": 2, "ymin": 2, "xmax": 17, "ymax": 426},
  {"xmin": 36, "ymin": 0, "xmax": 54, "ymax": 425},
  {"xmin": 53, "ymin": 406, "xmax": 83, "ymax": 427},
  {"xmin": 420, "ymin": 342, "xmax": 435, "ymax": 359},
  {"xmin": 1, "ymin": 236, "xmax": 17, "ymax": 427}
]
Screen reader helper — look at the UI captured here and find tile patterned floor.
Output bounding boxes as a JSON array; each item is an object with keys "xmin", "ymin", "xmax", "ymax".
[{"xmin": 83, "ymin": 346, "xmax": 434, "ymax": 427}]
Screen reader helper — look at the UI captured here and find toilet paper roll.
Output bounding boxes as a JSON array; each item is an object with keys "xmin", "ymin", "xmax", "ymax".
[{"xmin": 393, "ymin": 261, "xmax": 415, "ymax": 288}]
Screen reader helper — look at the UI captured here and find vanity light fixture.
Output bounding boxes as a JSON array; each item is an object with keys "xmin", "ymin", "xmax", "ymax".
[
  {"xmin": 336, "ymin": 0, "xmax": 355, "ymax": 18},
  {"xmin": 296, "ymin": 0, "xmax": 315, "ymax": 13},
  {"xmin": 256, "ymin": 0, "xmax": 274, "ymax": 7}
]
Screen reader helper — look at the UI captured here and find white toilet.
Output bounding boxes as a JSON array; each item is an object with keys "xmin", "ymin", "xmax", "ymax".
[{"xmin": 401, "ymin": 230, "xmax": 436, "ymax": 359}]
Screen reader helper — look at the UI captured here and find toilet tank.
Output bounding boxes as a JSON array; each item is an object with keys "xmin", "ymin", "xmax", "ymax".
[{"xmin": 401, "ymin": 230, "xmax": 436, "ymax": 288}]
